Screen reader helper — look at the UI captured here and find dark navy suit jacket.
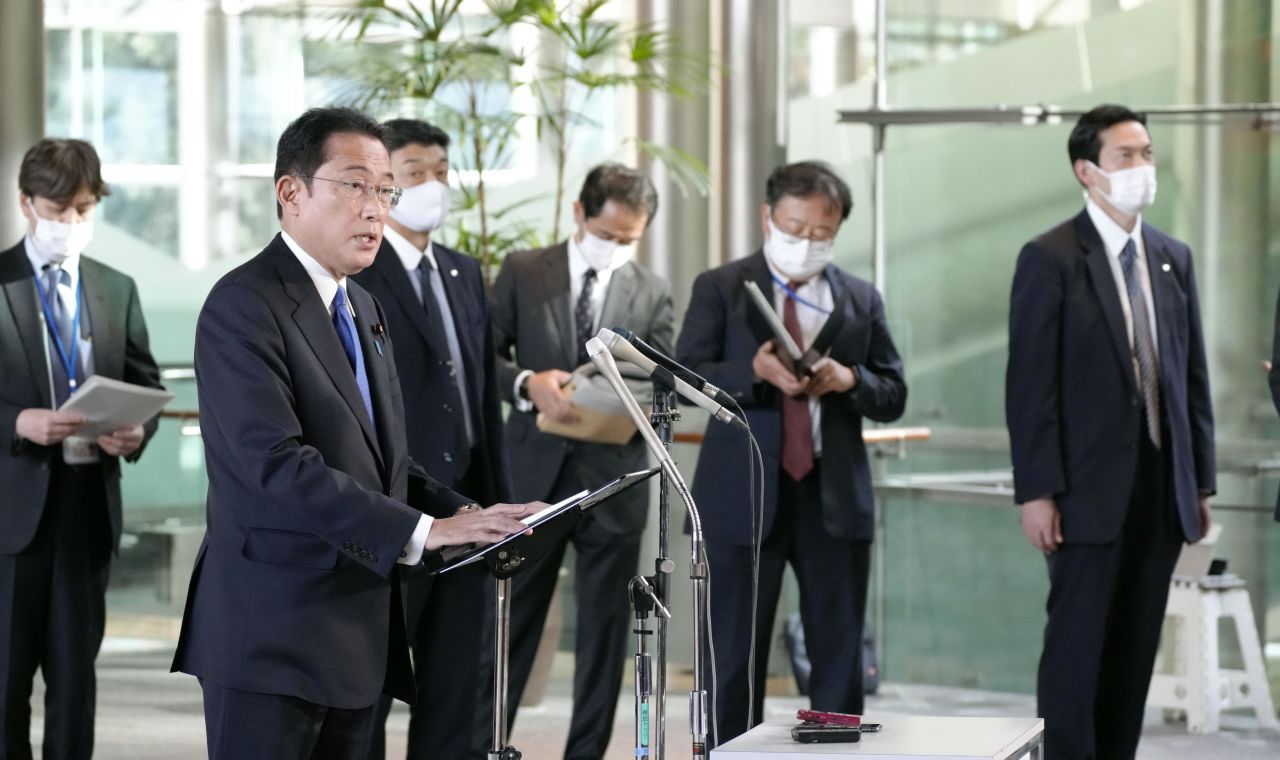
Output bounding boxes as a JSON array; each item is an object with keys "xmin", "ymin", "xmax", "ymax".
[
  {"xmin": 1006, "ymin": 211, "xmax": 1215, "ymax": 543},
  {"xmin": 676, "ymin": 251, "xmax": 907, "ymax": 546},
  {"xmin": 0, "ymin": 241, "xmax": 162, "ymax": 555},
  {"xmin": 171, "ymin": 235, "xmax": 470, "ymax": 709},
  {"xmin": 352, "ymin": 239, "xmax": 510, "ymax": 504}
]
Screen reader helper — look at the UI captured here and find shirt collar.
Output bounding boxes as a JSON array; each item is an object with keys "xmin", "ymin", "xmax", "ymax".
[
  {"xmin": 23, "ymin": 236, "xmax": 82, "ymax": 291},
  {"xmin": 280, "ymin": 230, "xmax": 350, "ymax": 315},
  {"xmin": 384, "ymin": 226, "xmax": 438, "ymax": 272},
  {"xmin": 1085, "ymin": 198, "xmax": 1143, "ymax": 261}
]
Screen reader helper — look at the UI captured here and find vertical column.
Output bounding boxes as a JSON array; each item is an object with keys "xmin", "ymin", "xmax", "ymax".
[
  {"xmin": 710, "ymin": 0, "xmax": 783, "ymax": 266},
  {"xmin": 0, "ymin": 1, "xmax": 45, "ymax": 243},
  {"xmin": 637, "ymin": 0, "xmax": 711, "ymax": 315}
]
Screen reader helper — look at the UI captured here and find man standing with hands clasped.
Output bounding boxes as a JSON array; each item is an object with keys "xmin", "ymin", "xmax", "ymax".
[{"xmin": 1006, "ymin": 104, "xmax": 1215, "ymax": 760}]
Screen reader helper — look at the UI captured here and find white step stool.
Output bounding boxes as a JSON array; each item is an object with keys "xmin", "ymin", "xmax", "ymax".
[{"xmin": 1146, "ymin": 524, "xmax": 1279, "ymax": 733}]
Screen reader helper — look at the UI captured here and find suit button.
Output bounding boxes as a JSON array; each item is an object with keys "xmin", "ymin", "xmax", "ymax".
[
  {"xmin": 343, "ymin": 542, "xmax": 353, "ymax": 551},
  {"xmin": 369, "ymin": 553, "xmax": 378, "ymax": 564}
]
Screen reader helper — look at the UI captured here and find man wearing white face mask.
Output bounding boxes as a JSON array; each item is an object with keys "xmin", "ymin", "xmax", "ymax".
[
  {"xmin": 484, "ymin": 163, "xmax": 673, "ymax": 760},
  {"xmin": 677, "ymin": 161, "xmax": 907, "ymax": 745},
  {"xmin": 351, "ymin": 119, "xmax": 513, "ymax": 760},
  {"xmin": 0, "ymin": 138, "xmax": 164, "ymax": 758},
  {"xmin": 1006, "ymin": 105, "xmax": 1215, "ymax": 760}
]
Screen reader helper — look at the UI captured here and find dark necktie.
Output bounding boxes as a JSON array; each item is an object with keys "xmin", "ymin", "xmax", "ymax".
[
  {"xmin": 332, "ymin": 285, "xmax": 375, "ymax": 428},
  {"xmin": 575, "ymin": 268, "xmax": 598, "ymax": 367},
  {"xmin": 1119, "ymin": 239, "xmax": 1162, "ymax": 449},
  {"xmin": 781, "ymin": 280, "xmax": 814, "ymax": 481},
  {"xmin": 43, "ymin": 266, "xmax": 78, "ymax": 406}
]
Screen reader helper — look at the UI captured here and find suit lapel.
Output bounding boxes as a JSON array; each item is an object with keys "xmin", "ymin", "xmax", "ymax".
[
  {"xmin": 1077, "ymin": 213, "xmax": 1135, "ymax": 392},
  {"xmin": 597, "ymin": 262, "xmax": 636, "ymax": 338},
  {"xmin": 371, "ymin": 242, "xmax": 446, "ymax": 359},
  {"xmin": 269, "ymin": 240, "xmax": 385, "ymax": 470},
  {"xmin": 350, "ymin": 284, "xmax": 396, "ymax": 478},
  {"xmin": 80, "ymin": 258, "xmax": 122, "ymax": 380},
  {"xmin": 742, "ymin": 251, "xmax": 777, "ymax": 346},
  {"xmin": 0, "ymin": 244, "xmax": 51, "ymax": 408},
  {"xmin": 541, "ymin": 243, "xmax": 576, "ymax": 368},
  {"xmin": 1143, "ymin": 225, "xmax": 1176, "ymax": 386}
]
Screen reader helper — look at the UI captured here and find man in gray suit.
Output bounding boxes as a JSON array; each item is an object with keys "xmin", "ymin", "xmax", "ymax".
[{"xmin": 485, "ymin": 163, "xmax": 673, "ymax": 759}]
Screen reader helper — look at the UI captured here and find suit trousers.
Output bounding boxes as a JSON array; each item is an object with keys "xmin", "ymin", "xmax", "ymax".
[
  {"xmin": 203, "ymin": 681, "xmax": 378, "ymax": 760},
  {"xmin": 367, "ymin": 462, "xmax": 490, "ymax": 760},
  {"xmin": 471, "ymin": 461, "xmax": 642, "ymax": 760},
  {"xmin": 703, "ymin": 461, "xmax": 872, "ymax": 748},
  {"xmin": 0, "ymin": 460, "xmax": 109, "ymax": 760},
  {"xmin": 1037, "ymin": 430, "xmax": 1183, "ymax": 760}
]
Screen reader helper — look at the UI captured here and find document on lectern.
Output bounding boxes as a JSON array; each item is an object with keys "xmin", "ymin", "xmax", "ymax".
[
  {"xmin": 58, "ymin": 375, "xmax": 174, "ymax": 437},
  {"xmin": 435, "ymin": 468, "xmax": 660, "ymax": 574}
]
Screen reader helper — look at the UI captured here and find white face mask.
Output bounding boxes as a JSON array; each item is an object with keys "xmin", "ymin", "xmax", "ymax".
[
  {"xmin": 763, "ymin": 218, "xmax": 833, "ymax": 282},
  {"xmin": 577, "ymin": 229, "xmax": 635, "ymax": 272},
  {"xmin": 1090, "ymin": 163, "xmax": 1157, "ymax": 216},
  {"xmin": 27, "ymin": 199, "xmax": 93, "ymax": 265},
  {"xmin": 389, "ymin": 180, "xmax": 450, "ymax": 233}
]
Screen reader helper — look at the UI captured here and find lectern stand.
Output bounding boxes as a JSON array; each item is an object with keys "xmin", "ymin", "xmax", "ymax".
[{"xmin": 434, "ymin": 468, "xmax": 660, "ymax": 760}]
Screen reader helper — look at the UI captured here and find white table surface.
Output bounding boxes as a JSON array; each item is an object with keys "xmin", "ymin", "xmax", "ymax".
[{"xmin": 709, "ymin": 716, "xmax": 1044, "ymax": 760}]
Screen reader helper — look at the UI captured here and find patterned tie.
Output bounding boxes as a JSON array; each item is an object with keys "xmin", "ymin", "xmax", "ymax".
[
  {"xmin": 1119, "ymin": 239, "xmax": 1162, "ymax": 449},
  {"xmin": 574, "ymin": 268, "xmax": 598, "ymax": 367},
  {"xmin": 781, "ymin": 281, "xmax": 814, "ymax": 481},
  {"xmin": 332, "ymin": 285, "xmax": 375, "ymax": 428},
  {"xmin": 43, "ymin": 266, "xmax": 79, "ymax": 406}
]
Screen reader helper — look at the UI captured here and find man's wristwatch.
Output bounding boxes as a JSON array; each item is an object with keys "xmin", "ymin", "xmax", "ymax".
[{"xmin": 454, "ymin": 502, "xmax": 483, "ymax": 516}]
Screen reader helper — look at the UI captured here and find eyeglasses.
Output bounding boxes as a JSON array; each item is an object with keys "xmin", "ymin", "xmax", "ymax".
[{"xmin": 299, "ymin": 176, "xmax": 403, "ymax": 208}]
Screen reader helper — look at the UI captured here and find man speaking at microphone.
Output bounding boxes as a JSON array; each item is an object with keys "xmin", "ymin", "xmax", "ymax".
[
  {"xmin": 676, "ymin": 161, "xmax": 907, "ymax": 745},
  {"xmin": 484, "ymin": 162, "xmax": 673, "ymax": 759}
]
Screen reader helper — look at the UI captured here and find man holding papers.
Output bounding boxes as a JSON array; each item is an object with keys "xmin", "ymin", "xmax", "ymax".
[
  {"xmin": 0, "ymin": 138, "xmax": 165, "ymax": 758},
  {"xmin": 676, "ymin": 161, "xmax": 907, "ymax": 746},
  {"xmin": 484, "ymin": 163, "xmax": 673, "ymax": 759}
]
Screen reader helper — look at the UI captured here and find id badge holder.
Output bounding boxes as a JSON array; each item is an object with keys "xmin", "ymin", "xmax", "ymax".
[{"xmin": 63, "ymin": 435, "xmax": 101, "ymax": 464}]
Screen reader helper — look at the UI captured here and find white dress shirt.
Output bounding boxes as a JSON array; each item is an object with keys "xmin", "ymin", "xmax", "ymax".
[
  {"xmin": 512, "ymin": 235, "xmax": 628, "ymax": 412},
  {"xmin": 1085, "ymin": 200, "xmax": 1159, "ymax": 360},
  {"xmin": 280, "ymin": 231, "xmax": 433, "ymax": 565},
  {"xmin": 764, "ymin": 258, "xmax": 833, "ymax": 456}
]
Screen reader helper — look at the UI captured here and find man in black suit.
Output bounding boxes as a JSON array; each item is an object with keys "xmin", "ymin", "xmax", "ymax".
[
  {"xmin": 0, "ymin": 138, "xmax": 164, "ymax": 759},
  {"xmin": 353, "ymin": 118, "xmax": 511, "ymax": 759},
  {"xmin": 171, "ymin": 107, "xmax": 537, "ymax": 760},
  {"xmin": 484, "ymin": 163, "xmax": 673, "ymax": 759},
  {"xmin": 1006, "ymin": 104, "xmax": 1215, "ymax": 760},
  {"xmin": 676, "ymin": 160, "xmax": 907, "ymax": 746}
]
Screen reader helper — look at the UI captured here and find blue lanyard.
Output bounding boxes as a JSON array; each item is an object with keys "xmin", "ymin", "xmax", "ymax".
[
  {"xmin": 33, "ymin": 271, "xmax": 83, "ymax": 394},
  {"xmin": 770, "ymin": 272, "xmax": 833, "ymax": 315}
]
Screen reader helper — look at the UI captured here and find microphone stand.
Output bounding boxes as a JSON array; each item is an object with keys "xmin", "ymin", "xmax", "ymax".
[
  {"xmin": 648, "ymin": 385, "xmax": 678, "ymax": 759},
  {"xmin": 587, "ymin": 342, "xmax": 711, "ymax": 758}
]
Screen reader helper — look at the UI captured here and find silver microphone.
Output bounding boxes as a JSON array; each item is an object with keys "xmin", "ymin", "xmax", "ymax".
[{"xmin": 595, "ymin": 329, "xmax": 748, "ymax": 431}]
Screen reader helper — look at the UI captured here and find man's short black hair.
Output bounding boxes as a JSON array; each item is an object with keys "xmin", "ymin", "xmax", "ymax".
[
  {"xmin": 765, "ymin": 161, "xmax": 852, "ymax": 221},
  {"xmin": 274, "ymin": 107, "xmax": 387, "ymax": 218},
  {"xmin": 381, "ymin": 118, "xmax": 451, "ymax": 153},
  {"xmin": 578, "ymin": 163, "xmax": 658, "ymax": 224},
  {"xmin": 19, "ymin": 138, "xmax": 110, "ymax": 203},
  {"xmin": 1067, "ymin": 104, "xmax": 1148, "ymax": 167}
]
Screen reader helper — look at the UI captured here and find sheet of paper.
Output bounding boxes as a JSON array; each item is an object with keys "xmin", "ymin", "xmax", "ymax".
[{"xmin": 58, "ymin": 375, "xmax": 174, "ymax": 437}]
